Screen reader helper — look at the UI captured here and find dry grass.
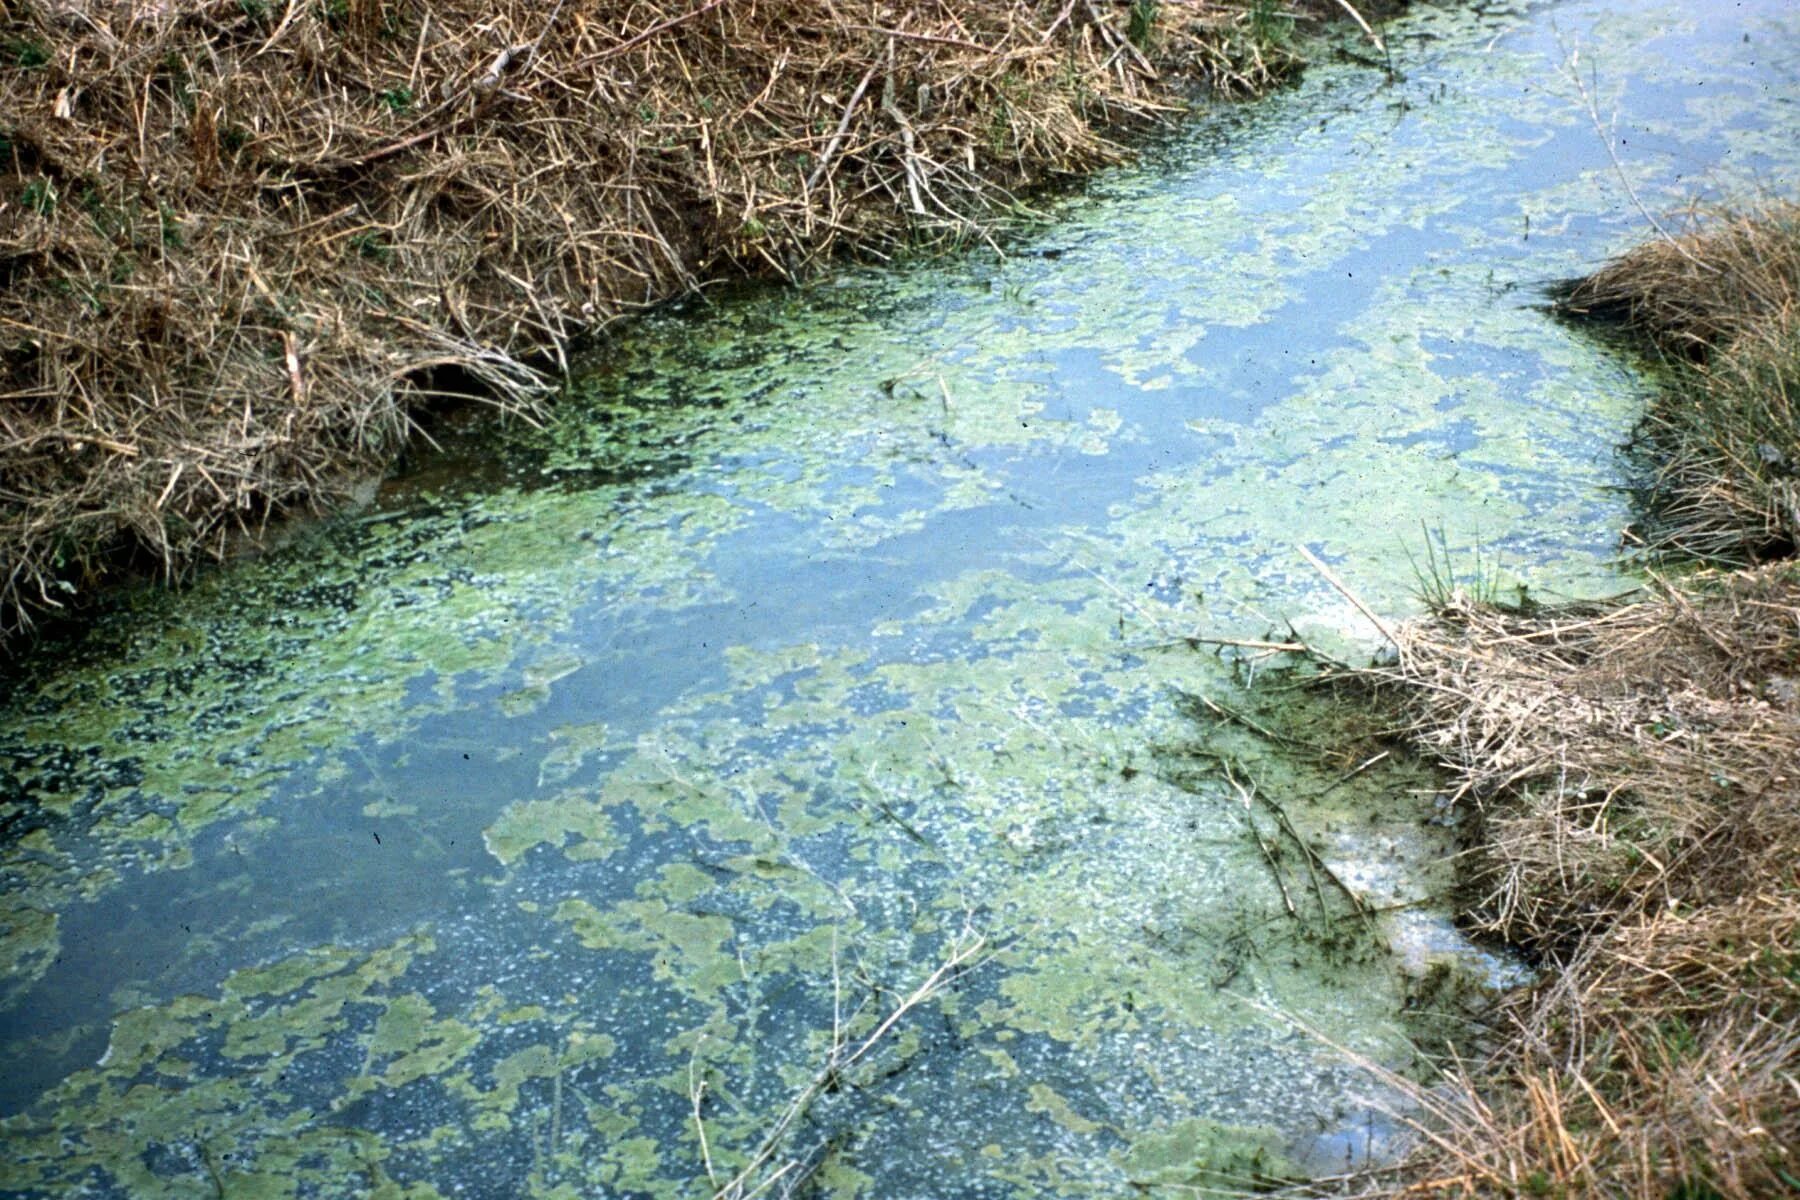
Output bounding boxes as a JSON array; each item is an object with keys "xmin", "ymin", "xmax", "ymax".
[
  {"xmin": 1392, "ymin": 571, "xmax": 1799, "ymax": 955},
  {"xmin": 1557, "ymin": 205, "xmax": 1800, "ymax": 562},
  {"xmin": 1341, "ymin": 570, "xmax": 1800, "ymax": 1199},
  {"xmin": 1333, "ymin": 210, "xmax": 1800, "ymax": 1199},
  {"xmin": 0, "ymin": 0, "xmax": 1350, "ymax": 639},
  {"xmin": 1557, "ymin": 206, "xmax": 1800, "ymax": 356}
]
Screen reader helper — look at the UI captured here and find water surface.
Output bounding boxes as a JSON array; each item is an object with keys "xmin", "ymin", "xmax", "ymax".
[{"xmin": 3, "ymin": 1, "xmax": 1798, "ymax": 1195}]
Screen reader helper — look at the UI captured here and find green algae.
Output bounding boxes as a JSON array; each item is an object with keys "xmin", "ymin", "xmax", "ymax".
[
  {"xmin": 0, "ymin": 900, "xmax": 58, "ymax": 1013},
  {"xmin": 4, "ymin": 1, "xmax": 1799, "ymax": 1196},
  {"xmin": 481, "ymin": 790, "xmax": 621, "ymax": 866},
  {"xmin": 1121, "ymin": 1116, "xmax": 1299, "ymax": 1191},
  {"xmin": 0, "ymin": 933, "xmax": 434, "ymax": 1197}
]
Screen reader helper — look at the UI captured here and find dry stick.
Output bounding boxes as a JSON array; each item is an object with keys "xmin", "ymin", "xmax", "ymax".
[
  {"xmin": 1254, "ymin": 782, "xmax": 1369, "ymax": 918},
  {"xmin": 1226, "ymin": 765, "xmax": 1298, "ymax": 919},
  {"xmin": 806, "ymin": 63, "xmax": 880, "ymax": 195},
  {"xmin": 1185, "ymin": 687, "xmax": 1316, "ymax": 750},
  {"xmin": 575, "ymin": 0, "xmax": 731, "ymax": 68},
  {"xmin": 1042, "ymin": 0, "xmax": 1079, "ymax": 42},
  {"xmin": 1328, "ymin": 0, "xmax": 1393, "ymax": 76},
  {"xmin": 1243, "ymin": 769, "xmax": 1337, "ymax": 920},
  {"xmin": 349, "ymin": 0, "xmax": 576, "ymax": 169},
  {"xmin": 846, "ymin": 24, "xmax": 996, "ymax": 53},
  {"xmin": 1297, "ymin": 543, "xmax": 1406, "ymax": 664},
  {"xmin": 1081, "ymin": 0, "xmax": 1152, "ymax": 76},
  {"xmin": 1136, "ymin": 634, "xmax": 1308, "ymax": 654},
  {"xmin": 712, "ymin": 932, "xmax": 990, "ymax": 1200},
  {"xmin": 1563, "ymin": 43, "xmax": 1713, "ymax": 273},
  {"xmin": 1649, "ymin": 567, "xmax": 1739, "ymax": 659},
  {"xmin": 880, "ymin": 40, "xmax": 927, "ymax": 216},
  {"xmin": 1194, "ymin": 635, "xmax": 1307, "ymax": 652},
  {"xmin": 281, "ymin": 331, "xmax": 306, "ymax": 410},
  {"xmin": 690, "ymin": 1052, "xmax": 719, "ymax": 1189},
  {"xmin": 251, "ymin": 0, "xmax": 304, "ymax": 57}
]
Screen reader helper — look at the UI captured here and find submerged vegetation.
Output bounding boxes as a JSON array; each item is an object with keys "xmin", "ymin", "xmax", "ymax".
[
  {"xmin": 0, "ymin": 0, "xmax": 1373, "ymax": 638},
  {"xmin": 1332, "ymin": 208, "xmax": 1800, "ymax": 1198}
]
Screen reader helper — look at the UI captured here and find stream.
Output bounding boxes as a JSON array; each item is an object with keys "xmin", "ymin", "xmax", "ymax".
[{"xmin": 3, "ymin": 1, "xmax": 1798, "ymax": 1196}]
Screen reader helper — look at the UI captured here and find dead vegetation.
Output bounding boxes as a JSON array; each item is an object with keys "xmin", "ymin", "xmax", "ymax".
[
  {"xmin": 1557, "ymin": 204, "xmax": 1800, "ymax": 562},
  {"xmin": 0, "ymin": 0, "xmax": 1349, "ymax": 639},
  {"xmin": 1331, "ymin": 210, "xmax": 1800, "ymax": 1198},
  {"xmin": 1356, "ymin": 570, "xmax": 1800, "ymax": 1198},
  {"xmin": 1392, "ymin": 571, "xmax": 1799, "ymax": 956}
]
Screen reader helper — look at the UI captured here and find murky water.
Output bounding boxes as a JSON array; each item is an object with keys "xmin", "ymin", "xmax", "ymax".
[{"xmin": 3, "ymin": 2, "xmax": 1797, "ymax": 1196}]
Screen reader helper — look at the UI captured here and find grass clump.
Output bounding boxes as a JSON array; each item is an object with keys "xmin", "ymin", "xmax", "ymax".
[
  {"xmin": 1557, "ymin": 205, "xmax": 1800, "ymax": 562},
  {"xmin": 1301, "ymin": 209, "xmax": 1800, "ymax": 1199},
  {"xmin": 0, "ymin": 0, "xmax": 1380, "ymax": 642},
  {"xmin": 1352, "ymin": 569, "xmax": 1800, "ymax": 1199}
]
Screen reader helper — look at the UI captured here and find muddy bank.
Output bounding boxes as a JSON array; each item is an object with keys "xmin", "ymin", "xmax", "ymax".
[
  {"xmin": 1321, "ymin": 208, "xmax": 1800, "ymax": 1198},
  {"xmin": 0, "ymin": 0, "xmax": 1379, "ymax": 639}
]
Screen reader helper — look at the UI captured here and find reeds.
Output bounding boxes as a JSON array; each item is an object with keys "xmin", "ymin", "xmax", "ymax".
[{"xmin": 0, "ymin": 0, "xmax": 1342, "ymax": 639}]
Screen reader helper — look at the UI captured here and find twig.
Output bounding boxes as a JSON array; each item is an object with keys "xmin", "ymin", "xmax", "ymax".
[
  {"xmin": 880, "ymin": 40, "xmax": 928, "ymax": 216},
  {"xmin": 691, "ymin": 1052, "xmax": 718, "ymax": 1188},
  {"xmin": 806, "ymin": 63, "xmax": 880, "ymax": 194},
  {"xmin": 1328, "ymin": 0, "xmax": 1394, "ymax": 79},
  {"xmin": 576, "ymin": 0, "xmax": 731, "ymax": 68},
  {"xmin": 1226, "ymin": 765, "xmax": 1298, "ymax": 919},
  {"xmin": 1179, "ymin": 687, "xmax": 1319, "ymax": 751},
  {"xmin": 1297, "ymin": 543, "xmax": 1406, "ymax": 662},
  {"xmin": 712, "ymin": 929, "xmax": 993, "ymax": 1200},
  {"xmin": 1562, "ymin": 42, "xmax": 1713, "ymax": 272},
  {"xmin": 1141, "ymin": 634, "xmax": 1308, "ymax": 654},
  {"xmin": 1254, "ymin": 782, "xmax": 1369, "ymax": 918},
  {"xmin": 1312, "ymin": 749, "xmax": 1391, "ymax": 805}
]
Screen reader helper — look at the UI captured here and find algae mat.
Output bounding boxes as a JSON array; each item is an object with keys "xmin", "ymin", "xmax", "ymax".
[{"xmin": 4, "ymin": 1, "xmax": 1799, "ymax": 1195}]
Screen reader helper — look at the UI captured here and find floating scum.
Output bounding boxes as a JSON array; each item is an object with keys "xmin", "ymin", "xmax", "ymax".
[
  {"xmin": 0, "ymin": 0, "xmax": 1337, "ymax": 636},
  {"xmin": 13, "ymin": 3, "xmax": 1798, "ymax": 1195}
]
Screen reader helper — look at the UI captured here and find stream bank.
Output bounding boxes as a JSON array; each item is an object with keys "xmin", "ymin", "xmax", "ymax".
[
  {"xmin": 1309, "ymin": 208, "xmax": 1800, "ymax": 1198},
  {"xmin": 0, "ymin": 0, "xmax": 1382, "ymax": 640}
]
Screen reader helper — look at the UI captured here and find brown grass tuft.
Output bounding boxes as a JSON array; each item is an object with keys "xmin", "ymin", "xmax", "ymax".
[
  {"xmin": 1337, "ymin": 209, "xmax": 1800, "ymax": 1199},
  {"xmin": 1391, "ymin": 568, "xmax": 1800, "ymax": 954},
  {"xmin": 1559, "ymin": 206, "xmax": 1800, "ymax": 562},
  {"xmin": 1558, "ymin": 205, "xmax": 1800, "ymax": 356},
  {"xmin": 0, "ymin": 0, "xmax": 1344, "ymax": 640},
  {"xmin": 1313, "ymin": 568, "xmax": 1800, "ymax": 1200}
]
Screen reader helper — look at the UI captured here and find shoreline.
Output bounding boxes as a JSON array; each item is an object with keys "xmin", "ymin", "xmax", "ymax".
[
  {"xmin": 1314, "ymin": 206, "xmax": 1800, "ymax": 1198},
  {"xmin": 0, "ymin": 0, "xmax": 1391, "ymax": 644}
]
